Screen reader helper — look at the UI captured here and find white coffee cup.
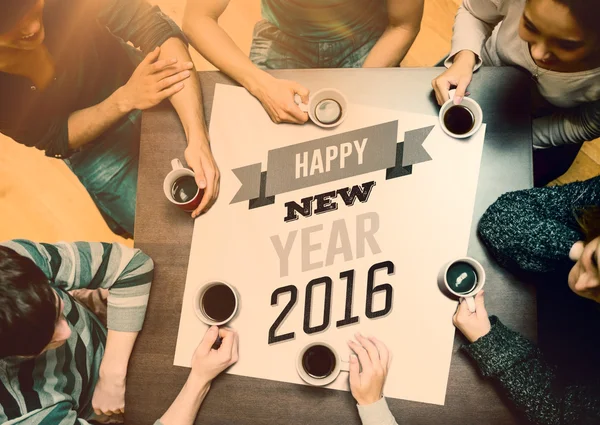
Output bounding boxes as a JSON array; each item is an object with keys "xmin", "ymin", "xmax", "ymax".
[
  {"xmin": 294, "ymin": 88, "xmax": 348, "ymax": 128},
  {"xmin": 296, "ymin": 342, "xmax": 349, "ymax": 386},
  {"xmin": 193, "ymin": 281, "xmax": 240, "ymax": 326},
  {"xmin": 163, "ymin": 159, "xmax": 202, "ymax": 212},
  {"xmin": 438, "ymin": 257, "xmax": 486, "ymax": 313},
  {"xmin": 439, "ymin": 89, "xmax": 483, "ymax": 139}
]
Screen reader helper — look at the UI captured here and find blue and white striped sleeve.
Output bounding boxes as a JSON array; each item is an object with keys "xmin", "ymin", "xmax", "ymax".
[{"xmin": 1, "ymin": 240, "xmax": 154, "ymax": 332}]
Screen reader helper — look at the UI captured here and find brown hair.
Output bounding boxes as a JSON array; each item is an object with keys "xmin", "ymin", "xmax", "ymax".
[
  {"xmin": 553, "ymin": 0, "xmax": 600, "ymax": 40},
  {"xmin": 576, "ymin": 206, "xmax": 600, "ymax": 242}
]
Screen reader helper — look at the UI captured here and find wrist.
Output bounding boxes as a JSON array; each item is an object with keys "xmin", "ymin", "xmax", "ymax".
[
  {"xmin": 243, "ymin": 70, "xmax": 273, "ymax": 99},
  {"xmin": 453, "ymin": 50, "xmax": 477, "ymax": 68},
  {"xmin": 356, "ymin": 394, "xmax": 382, "ymax": 406},
  {"xmin": 99, "ymin": 365, "xmax": 127, "ymax": 383},
  {"xmin": 112, "ymin": 86, "xmax": 134, "ymax": 115},
  {"xmin": 186, "ymin": 374, "xmax": 211, "ymax": 394},
  {"xmin": 186, "ymin": 132, "xmax": 210, "ymax": 148}
]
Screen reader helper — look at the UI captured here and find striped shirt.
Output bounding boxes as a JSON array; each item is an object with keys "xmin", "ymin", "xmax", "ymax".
[{"xmin": 0, "ymin": 240, "xmax": 154, "ymax": 425}]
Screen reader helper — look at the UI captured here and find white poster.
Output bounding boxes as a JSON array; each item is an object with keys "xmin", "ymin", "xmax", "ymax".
[{"xmin": 174, "ymin": 84, "xmax": 485, "ymax": 405}]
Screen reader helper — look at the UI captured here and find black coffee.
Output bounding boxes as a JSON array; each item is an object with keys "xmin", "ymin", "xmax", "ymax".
[
  {"xmin": 446, "ymin": 261, "xmax": 478, "ymax": 294},
  {"xmin": 314, "ymin": 99, "xmax": 342, "ymax": 124},
  {"xmin": 171, "ymin": 176, "xmax": 198, "ymax": 203},
  {"xmin": 443, "ymin": 105, "xmax": 475, "ymax": 135},
  {"xmin": 202, "ymin": 284, "xmax": 236, "ymax": 322},
  {"xmin": 302, "ymin": 345, "xmax": 336, "ymax": 378}
]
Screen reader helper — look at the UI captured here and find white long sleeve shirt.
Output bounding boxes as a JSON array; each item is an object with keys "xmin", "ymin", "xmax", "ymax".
[{"xmin": 445, "ymin": 0, "xmax": 600, "ymax": 147}]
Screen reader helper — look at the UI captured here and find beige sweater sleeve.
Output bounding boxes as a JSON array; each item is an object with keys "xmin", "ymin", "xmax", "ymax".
[
  {"xmin": 357, "ymin": 397, "xmax": 399, "ymax": 425},
  {"xmin": 444, "ymin": 0, "xmax": 506, "ymax": 69},
  {"xmin": 533, "ymin": 99, "xmax": 600, "ymax": 147}
]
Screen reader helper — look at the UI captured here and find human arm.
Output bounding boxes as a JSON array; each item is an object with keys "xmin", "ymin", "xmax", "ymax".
[
  {"xmin": 454, "ymin": 293, "xmax": 600, "ymax": 425},
  {"xmin": 157, "ymin": 326, "xmax": 239, "ymax": 425},
  {"xmin": 432, "ymin": 0, "xmax": 506, "ymax": 104},
  {"xmin": 95, "ymin": 0, "xmax": 219, "ymax": 215},
  {"xmin": 477, "ymin": 176, "xmax": 600, "ymax": 273},
  {"xmin": 362, "ymin": 0, "xmax": 424, "ymax": 68},
  {"xmin": 0, "ymin": 240, "xmax": 154, "ymax": 330},
  {"xmin": 182, "ymin": 0, "xmax": 309, "ymax": 124},
  {"xmin": 66, "ymin": 46, "xmax": 191, "ymax": 152},
  {"xmin": 348, "ymin": 334, "xmax": 398, "ymax": 425},
  {"xmin": 533, "ymin": 100, "xmax": 600, "ymax": 148}
]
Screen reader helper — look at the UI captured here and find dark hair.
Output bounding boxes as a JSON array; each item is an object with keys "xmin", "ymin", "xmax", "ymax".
[
  {"xmin": 553, "ymin": 0, "xmax": 600, "ymax": 39},
  {"xmin": 576, "ymin": 206, "xmax": 600, "ymax": 242},
  {"xmin": 0, "ymin": 0, "xmax": 38, "ymax": 33},
  {"xmin": 0, "ymin": 246, "xmax": 57, "ymax": 358}
]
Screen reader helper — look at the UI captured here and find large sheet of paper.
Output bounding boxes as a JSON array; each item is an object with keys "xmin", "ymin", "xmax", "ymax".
[{"xmin": 174, "ymin": 84, "xmax": 485, "ymax": 405}]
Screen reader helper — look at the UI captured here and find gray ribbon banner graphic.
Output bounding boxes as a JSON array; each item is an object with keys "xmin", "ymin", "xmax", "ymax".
[{"xmin": 231, "ymin": 121, "xmax": 434, "ymax": 207}]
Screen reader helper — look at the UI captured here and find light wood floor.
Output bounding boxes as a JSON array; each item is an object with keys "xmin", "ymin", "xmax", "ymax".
[{"xmin": 0, "ymin": 0, "xmax": 598, "ymax": 245}]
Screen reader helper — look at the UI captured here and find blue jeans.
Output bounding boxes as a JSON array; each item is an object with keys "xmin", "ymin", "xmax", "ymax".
[
  {"xmin": 249, "ymin": 20, "xmax": 385, "ymax": 69},
  {"xmin": 64, "ymin": 110, "xmax": 141, "ymax": 238}
]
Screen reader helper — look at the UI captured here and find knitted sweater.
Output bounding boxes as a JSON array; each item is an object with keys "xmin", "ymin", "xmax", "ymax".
[
  {"xmin": 478, "ymin": 176, "xmax": 600, "ymax": 273},
  {"xmin": 464, "ymin": 316, "xmax": 600, "ymax": 425}
]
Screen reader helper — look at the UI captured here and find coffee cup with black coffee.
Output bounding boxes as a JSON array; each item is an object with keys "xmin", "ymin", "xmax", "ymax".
[
  {"xmin": 163, "ymin": 159, "xmax": 203, "ymax": 212},
  {"xmin": 438, "ymin": 89, "xmax": 483, "ymax": 139},
  {"xmin": 438, "ymin": 257, "xmax": 486, "ymax": 312},
  {"xmin": 194, "ymin": 281, "xmax": 239, "ymax": 326},
  {"xmin": 294, "ymin": 88, "xmax": 348, "ymax": 129},
  {"xmin": 296, "ymin": 342, "xmax": 349, "ymax": 386}
]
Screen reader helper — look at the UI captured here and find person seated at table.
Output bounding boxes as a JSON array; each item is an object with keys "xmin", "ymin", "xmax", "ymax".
[
  {"xmin": 431, "ymin": 0, "xmax": 600, "ymax": 186},
  {"xmin": 348, "ymin": 334, "xmax": 399, "ymax": 425},
  {"xmin": 0, "ymin": 239, "xmax": 239, "ymax": 425},
  {"xmin": 182, "ymin": 0, "xmax": 424, "ymax": 124},
  {"xmin": 0, "ymin": 0, "xmax": 220, "ymax": 239},
  {"xmin": 450, "ymin": 178, "xmax": 600, "ymax": 424},
  {"xmin": 453, "ymin": 285, "xmax": 600, "ymax": 424}
]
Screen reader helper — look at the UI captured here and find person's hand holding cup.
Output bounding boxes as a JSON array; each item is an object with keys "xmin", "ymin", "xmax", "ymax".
[
  {"xmin": 453, "ymin": 291, "xmax": 491, "ymax": 343},
  {"xmin": 348, "ymin": 334, "xmax": 392, "ymax": 406},
  {"xmin": 164, "ymin": 159, "xmax": 204, "ymax": 214},
  {"xmin": 190, "ymin": 326, "xmax": 239, "ymax": 385},
  {"xmin": 439, "ymin": 257, "xmax": 486, "ymax": 313},
  {"xmin": 438, "ymin": 89, "xmax": 483, "ymax": 139},
  {"xmin": 294, "ymin": 88, "xmax": 348, "ymax": 129}
]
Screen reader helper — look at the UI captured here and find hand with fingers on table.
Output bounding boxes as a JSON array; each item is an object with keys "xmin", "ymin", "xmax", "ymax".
[
  {"xmin": 431, "ymin": 50, "xmax": 477, "ymax": 106},
  {"xmin": 452, "ymin": 291, "xmax": 492, "ymax": 343},
  {"xmin": 347, "ymin": 333, "xmax": 392, "ymax": 406},
  {"xmin": 251, "ymin": 74, "xmax": 310, "ymax": 124}
]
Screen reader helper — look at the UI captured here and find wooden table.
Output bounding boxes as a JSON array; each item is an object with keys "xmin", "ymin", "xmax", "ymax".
[{"xmin": 127, "ymin": 67, "xmax": 535, "ymax": 425}]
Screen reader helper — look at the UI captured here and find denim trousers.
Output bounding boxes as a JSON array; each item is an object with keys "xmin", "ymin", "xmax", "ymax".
[
  {"xmin": 63, "ymin": 110, "xmax": 141, "ymax": 238},
  {"xmin": 249, "ymin": 20, "xmax": 385, "ymax": 69}
]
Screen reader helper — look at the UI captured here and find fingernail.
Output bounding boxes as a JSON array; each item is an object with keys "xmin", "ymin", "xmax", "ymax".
[
  {"xmin": 454, "ymin": 96, "xmax": 463, "ymax": 104},
  {"xmin": 186, "ymin": 61, "xmax": 193, "ymax": 67},
  {"xmin": 347, "ymin": 340, "xmax": 354, "ymax": 345},
  {"xmin": 183, "ymin": 70, "xmax": 190, "ymax": 77},
  {"xmin": 350, "ymin": 354, "xmax": 357, "ymax": 361}
]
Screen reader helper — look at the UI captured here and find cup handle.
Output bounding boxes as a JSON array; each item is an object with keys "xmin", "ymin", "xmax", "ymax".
[
  {"xmin": 294, "ymin": 93, "xmax": 309, "ymax": 113},
  {"xmin": 340, "ymin": 360, "xmax": 350, "ymax": 373},
  {"xmin": 171, "ymin": 158, "xmax": 183, "ymax": 170},
  {"xmin": 465, "ymin": 296, "xmax": 476, "ymax": 313},
  {"xmin": 448, "ymin": 89, "xmax": 457, "ymax": 102}
]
